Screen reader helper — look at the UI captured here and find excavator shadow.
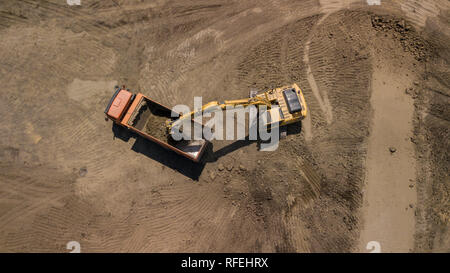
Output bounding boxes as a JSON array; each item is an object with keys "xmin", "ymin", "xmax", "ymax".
[
  {"xmin": 204, "ymin": 122, "xmax": 302, "ymax": 162},
  {"xmin": 112, "ymin": 121, "xmax": 302, "ymax": 180},
  {"xmin": 112, "ymin": 123, "xmax": 206, "ymax": 180},
  {"xmin": 287, "ymin": 121, "xmax": 302, "ymax": 135},
  {"xmin": 204, "ymin": 139, "xmax": 256, "ymax": 163}
]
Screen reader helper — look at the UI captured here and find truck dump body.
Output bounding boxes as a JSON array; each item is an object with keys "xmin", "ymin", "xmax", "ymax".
[
  {"xmin": 128, "ymin": 97, "xmax": 169, "ymax": 141},
  {"xmin": 109, "ymin": 92, "xmax": 207, "ymax": 162}
]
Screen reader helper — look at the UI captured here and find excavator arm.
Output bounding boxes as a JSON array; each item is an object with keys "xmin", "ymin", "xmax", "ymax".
[
  {"xmin": 166, "ymin": 83, "xmax": 307, "ymax": 137},
  {"xmin": 166, "ymin": 95, "xmax": 272, "ymax": 134}
]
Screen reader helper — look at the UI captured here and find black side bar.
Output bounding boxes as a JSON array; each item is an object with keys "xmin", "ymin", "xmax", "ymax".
[{"xmin": 104, "ymin": 87, "xmax": 121, "ymax": 114}]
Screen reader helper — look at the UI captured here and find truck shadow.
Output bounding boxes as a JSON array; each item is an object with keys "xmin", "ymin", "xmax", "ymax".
[
  {"xmin": 132, "ymin": 137, "xmax": 207, "ymax": 180},
  {"xmin": 112, "ymin": 123, "xmax": 206, "ymax": 180}
]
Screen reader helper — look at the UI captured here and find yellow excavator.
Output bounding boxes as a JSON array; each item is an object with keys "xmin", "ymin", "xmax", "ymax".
[{"xmin": 166, "ymin": 83, "xmax": 308, "ymax": 134}]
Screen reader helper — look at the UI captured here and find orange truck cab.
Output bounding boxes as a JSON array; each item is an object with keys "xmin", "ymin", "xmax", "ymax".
[{"xmin": 105, "ymin": 87, "xmax": 207, "ymax": 162}]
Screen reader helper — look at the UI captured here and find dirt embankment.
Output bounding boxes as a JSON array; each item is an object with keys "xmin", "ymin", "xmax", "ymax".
[
  {"xmin": 363, "ymin": 12, "xmax": 449, "ymax": 252},
  {"xmin": 371, "ymin": 15, "xmax": 434, "ymax": 61},
  {"xmin": 412, "ymin": 41, "xmax": 450, "ymax": 253}
]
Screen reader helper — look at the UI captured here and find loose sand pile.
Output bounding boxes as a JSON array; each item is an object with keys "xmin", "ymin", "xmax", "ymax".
[{"xmin": 144, "ymin": 113, "xmax": 169, "ymax": 142}]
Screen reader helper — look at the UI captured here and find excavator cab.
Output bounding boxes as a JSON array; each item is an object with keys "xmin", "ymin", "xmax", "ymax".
[
  {"xmin": 257, "ymin": 83, "xmax": 307, "ymax": 127},
  {"xmin": 283, "ymin": 88, "xmax": 303, "ymax": 114}
]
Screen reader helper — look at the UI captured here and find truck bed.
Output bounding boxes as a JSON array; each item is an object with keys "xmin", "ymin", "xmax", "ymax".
[
  {"xmin": 126, "ymin": 96, "xmax": 207, "ymax": 162},
  {"xmin": 129, "ymin": 98, "xmax": 170, "ymax": 141}
]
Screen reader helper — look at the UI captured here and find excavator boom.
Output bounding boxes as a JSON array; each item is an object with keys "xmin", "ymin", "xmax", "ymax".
[{"xmin": 166, "ymin": 83, "xmax": 307, "ymax": 135}]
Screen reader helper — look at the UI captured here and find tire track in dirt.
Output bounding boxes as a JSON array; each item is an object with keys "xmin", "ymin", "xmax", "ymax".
[
  {"xmin": 280, "ymin": 158, "xmax": 321, "ymax": 252},
  {"xmin": 0, "ymin": 11, "xmax": 28, "ymax": 29},
  {"xmin": 302, "ymin": 8, "xmax": 365, "ymax": 143},
  {"xmin": 229, "ymin": 15, "xmax": 346, "ymax": 252},
  {"xmin": 0, "ymin": 27, "xmax": 125, "ymax": 214},
  {"xmin": 302, "ymin": 0, "xmax": 370, "ymax": 133},
  {"xmin": 19, "ymin": 0, "xmax": 112, "ymax": 34},
  {"xmin": 48, "ymin": 111, "xmax": 120, "ymax": 182},
  {"xmin": 399, "ymin": 0, "xmax": 443, "ymax": 29},
  {"xmin": 303, "ymin": 14, "xmax": 333, "ymax": 127},
  {"xmin": 0, "ymin": 164, "xmax": 78, "ymax": 252},
  {"xmin": 110, "ymin": 184, "xmax": 230, "ymax": 252},
  {"xmin": 289, "ymin": 10, "xmax": 373, "ymax": 252}
]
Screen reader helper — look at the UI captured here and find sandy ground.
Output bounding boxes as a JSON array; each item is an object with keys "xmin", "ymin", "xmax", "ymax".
[
  {"xmin": 0, "ymin": 0, "xmax": 448, "ymax": 253},
  {"xmin": 359, "ymin": 55, "xmax": 417, "ymax": 252}
]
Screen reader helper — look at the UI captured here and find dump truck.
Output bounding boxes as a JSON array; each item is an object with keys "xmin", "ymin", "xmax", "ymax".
[{"xmin": 104, "ymin": 87, "xmax": 208, "ymax": 162}]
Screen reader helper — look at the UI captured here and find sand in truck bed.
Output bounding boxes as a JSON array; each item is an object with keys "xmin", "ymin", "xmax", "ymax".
[{"xmin": 144, "ymin": 112, "xmax": 170, "ymax": 142}]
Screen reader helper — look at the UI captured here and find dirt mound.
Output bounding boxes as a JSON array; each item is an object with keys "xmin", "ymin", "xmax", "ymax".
[{"xmin": 371, "ymin": 14, "xmax": 434, "ymax": 61}]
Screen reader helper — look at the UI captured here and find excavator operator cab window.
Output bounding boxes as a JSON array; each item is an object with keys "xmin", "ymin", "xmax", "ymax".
[{"xmin": 282, "ymin": 88, "xmax": 302, "ymax": 114}]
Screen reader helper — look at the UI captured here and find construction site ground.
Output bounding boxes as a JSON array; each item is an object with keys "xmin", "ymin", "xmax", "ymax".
[{"xmin": 0, "ymin": 0, "xmax": 448, "ymax": 252}]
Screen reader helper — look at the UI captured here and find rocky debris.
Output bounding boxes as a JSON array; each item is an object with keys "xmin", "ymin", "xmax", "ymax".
[
  {"xmin": 218, "ymin": 163, "xmax": 224, "ymax": 171},
  {"xmin": 371, "ymin": 14, "xmax": 433, "ymax": 61},
  {"xmin": 371, "ymin": 16, "xmax": 410, "ymax": 33},
  {"xmin": 79, "ymin": 167, "xmax": 87, "ymax": 177},
  {"xmin": 407, "ymin": 87, "xmax": 421, "ymax": 99},
  {"xmin": 239, "ymin": 164, "xmax": 246, "ymax": 171},
  {"xmin": 226, "ymin": 164, "xmax": 234, "ymax": 171},
  {"xmin": 354, "ymin": 50, "xmax": 369, "ymax": 60},
  {"xmin": 209, "ymin": 171, "xmax": 216, "ymax": 180},
  {"xmin": 389, "ymin": 147, "xmax": 397, "ymax": 153}
]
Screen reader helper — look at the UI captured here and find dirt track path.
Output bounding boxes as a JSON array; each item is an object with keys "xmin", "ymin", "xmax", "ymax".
[
  {"xmin": 303, "ymin": 13, "xmax": 333, "ymax": 128},
  {"xmin": 359, "ymin": 57, "xmax": 417, "ymax": 252}
]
